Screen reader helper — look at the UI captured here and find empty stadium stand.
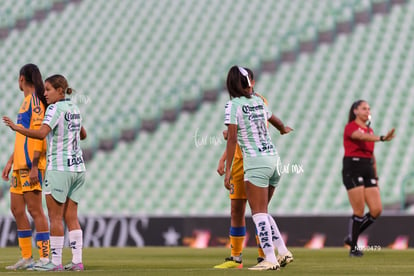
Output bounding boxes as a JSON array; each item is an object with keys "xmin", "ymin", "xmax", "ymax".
[{"xmin": 0, "ymin": 0, "xmax": 412, "ymax": 216}]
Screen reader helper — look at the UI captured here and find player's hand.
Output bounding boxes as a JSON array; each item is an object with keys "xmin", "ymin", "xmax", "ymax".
[
  {"xmin": 224, "ymin": 173, "xmax": 231, "ymax": 190},
  {"xmin": 383, "ymin": 128, "xmax": 395, "ymax": 141},
  {"xmin": 29, "ymin": 167, "xmax": 39, "ymax": 186},
  {"xmin": 217, "ymin": 159, "xmax": 225, "ymax": 176},
  {"xmin": 2, "ymin": 163, "xmax": 12, "ymax": 181},
  {"xmin": 222, "ymin": 130, "xmax": 228, "ymax": 141},
  {"xmin": 280, "ymin": 126, "xmax": 293, "ymax": 135},
  {"xmin": 2, "ymin": 116, "xmax": 17, "ymax": 131}
]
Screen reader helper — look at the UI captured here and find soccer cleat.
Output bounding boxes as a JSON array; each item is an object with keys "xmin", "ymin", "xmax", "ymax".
[
  {"xmin": 213, "ymin": 257, "xmax": 243, "ymax": 269},
  {"xmin": 33, "ymin": 261, "xmax": 64, "ymax": 271},
  {"xmin": 26, "ymin": 259, "xmax": 50, "ymax": 271},
  {"xmin": 349, "ymin": 248, "xmax": 364, "ymax": 257},
  {"xmin": 5, "ymin": 257, "xmax": 34, "ymax": 270},
  {"xmin": 248, "ymin": 260, "xmax": 280, "ymax": 271},
  {"xmin": 257, "ymin": 257, "xmax": 265, "ymax": 264},
  {"xmin": 277, "ymin": 251, "xmax": 294, "ymax": 267},
  {"xmin": 64, "ymin": 262, "xmax": 85, "ymax": 271}
]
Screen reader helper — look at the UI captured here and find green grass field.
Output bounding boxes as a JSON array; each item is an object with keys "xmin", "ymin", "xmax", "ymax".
[{"xmin": 1, "ymin": 247, "xmax": 414, "ymax": 275}]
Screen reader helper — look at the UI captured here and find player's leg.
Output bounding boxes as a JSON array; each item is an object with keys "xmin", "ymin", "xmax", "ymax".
[
  {"xmin": 63, "ymin": 198, "xmax": 84, "ymax": 271},
  {"xmin": 267, "ymin": 214, "xmax": 293, "ymax": 267},
  {"xmin": 268, "ymin": 168, "xmax": 293, "ymax": 267},
  {"xmin": 63, "ymin": 172, "xmax": 85, "ymax": 271},
  {"xmin": 33, "ymin": 171, "xmax": 67, "ymax": 271},
  {"xmin": 245, "ymin": 157, "xmax": 280, "ymax": 270},
  {"xmin": 346, "ymin": 186, "xmax": 365, "ymax": 256},
  {"xmin": 24, "ymin": 169, "xmax": 50, "ymax": 265},
  {"xmin": 245, "ymin": 175, "xmax": 279, "ymax": 269},
  {"xmin": 214, "ymin": 161, "xmax": 245, "ymax": 269},
  {"xmin": 361, "ymin": 186, "xmax": 382, "ymax": 234},
  {"xmin": 229, "ymin": 198, "xmax": 246, "ymax": 258},
  {"xmin": 6, "ymin": 170, "xmax": 34, "ymax": 270},
  {"xmin": 24, "ymin": 190, "xmax": 50, "ymax": 264},
  {"xmin": 228, "ymin": 164, "xmax": 247, "ymax": 263},
  {"xmin": 246, "ymin": 180, "xmax": 278, "ymax": 270},
  {"xmin": 342, "ymin": 160, "xmax": 365, "ymax": 256}
]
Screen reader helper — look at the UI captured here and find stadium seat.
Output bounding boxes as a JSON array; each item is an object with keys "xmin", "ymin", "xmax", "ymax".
[{"xmin": 0, "ymin": 0, "xmax": 412, "ymax": 215}]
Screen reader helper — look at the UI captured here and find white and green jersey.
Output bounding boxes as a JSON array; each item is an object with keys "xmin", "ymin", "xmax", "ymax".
[
  {"xmin": 43, "ymin": 99, "xmax": 85, "ymax": 172},
  {"xmin": 224, "ymin": 95, "xmax": 276, "ymax": 157}
]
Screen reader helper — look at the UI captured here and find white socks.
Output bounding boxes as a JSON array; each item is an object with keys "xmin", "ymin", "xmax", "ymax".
[
  {"xmin": 252, "ymin": 213, "xmax": 277, "ymax": 263},
  {"xmin": 69, "ymin": 229, "xmax": 83, "ymax": 264},
  {"xmin": 267, "ymin": 214, "xmax": 288, "ymax": 255},
  {"xmin": 50, "ymin": 230, "xmax": 83, "ymax": 266},
  {"xmin": 50, "ymin": 236, "xmax": 64, "ymax": 266}
]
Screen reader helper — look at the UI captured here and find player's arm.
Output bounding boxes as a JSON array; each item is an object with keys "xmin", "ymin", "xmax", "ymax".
[
  {"xmin": 80, "ymin": 126, "xmax": 87, "ymax": 140},
  {"xmin": 217, "ymin": 150, "xmax": 226, "ymax": 176},
  {"xmin": 30, "ymin": 107, "xmax": 46, "ymax": 184},
  {"xmin": 268, "ymin": 114, "xmax": 293, "ymax": 135},
  {"xmin": 3, "ymin": 116, "xmax": 51, "ymax": 139},
  {"xmin": 2, "ymin": 153, "xmax": 14, "ymax": 181},
  {"xmin": 217, "ymin": 130, "xmax": 228, "ymax": 176},
  {"xmin": 351, "ymin": 128, "xmax": 395, "ymax": 142},
  {"xmin": 224, "ymin": 124, "xmax": 237, "ymax": 190}
]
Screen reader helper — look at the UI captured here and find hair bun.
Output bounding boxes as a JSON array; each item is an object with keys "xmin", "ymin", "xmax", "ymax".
[{"xmin": 66, "ymin": 87, "xmax": 73, "ymax": 95}]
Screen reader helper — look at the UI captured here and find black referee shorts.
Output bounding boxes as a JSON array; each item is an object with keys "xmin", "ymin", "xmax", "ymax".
[{"xmin": 342, "ymin": 157, "xmax": 378, "ymax": 190}]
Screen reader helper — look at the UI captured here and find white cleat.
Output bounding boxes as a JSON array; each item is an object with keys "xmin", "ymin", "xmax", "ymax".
[
  {"xmin": 5, "ymin": 257, "xmax": 34, "ymax": 270},
  {"xmin": 248, "ymin": 260, "xmax": 280, "ymax": 271},
  {"xmin": 277, "ymin": 251, "xmax": 294, "ymax": 267}
]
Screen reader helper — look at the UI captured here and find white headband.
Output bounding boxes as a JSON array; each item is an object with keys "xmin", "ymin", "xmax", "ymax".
[{"xmin": 238, "ymin": 66, "xmax": 251, "ymax": 87}]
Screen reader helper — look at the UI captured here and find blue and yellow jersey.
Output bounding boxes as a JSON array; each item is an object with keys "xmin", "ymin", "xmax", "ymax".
[{"xmin": 13, "ymin": 93, "xmax": 47, "ymax": 170}]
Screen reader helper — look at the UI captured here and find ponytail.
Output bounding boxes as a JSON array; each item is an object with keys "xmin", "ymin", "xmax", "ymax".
[
  {"xmin": 348, "ymin": 100, "xmax": 365, "ymax": 123},
  {"xmin": 19, "ymin": 64, "xmax": 47, "ymax": 107},
  {"xmin": 65, "ymin": 87, "xmax": 73, "ymax": 95}
]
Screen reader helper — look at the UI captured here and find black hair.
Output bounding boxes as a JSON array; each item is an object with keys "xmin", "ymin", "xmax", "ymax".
[
  {"xmin": 19, "ymin": 64, "xmax": 47, "ymax": 107},
  {"xmin": 348, "ymin": 99, "xmax": 366, "ymax": 123},
  {"xmin": 226, "ymin": 65, "xmax": 252, "ymax": 99}
]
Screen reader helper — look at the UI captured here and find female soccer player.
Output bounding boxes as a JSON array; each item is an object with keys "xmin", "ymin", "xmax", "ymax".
[
  {"xmin": 2, "ymin": 64, "xmax": 50, "ymax": 270},
  {"xmin": 342, "ymin": 100, "xmax": 395, "ymax": 257},
  {"xmin": 223, "ymin": 65, "xmax": 289, "ymax": 270},
  {"xmin": 215, "ymin": 68, "xmax": 293, "ymax": 269},
  {"xmin": 3, "ymin": 74, "xmax": 87, "ymax": 271}
]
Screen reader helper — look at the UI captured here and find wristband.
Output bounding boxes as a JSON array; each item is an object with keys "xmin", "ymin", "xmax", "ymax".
[{"xmin": 380, "ymin": 135, "xmax": 385, "ymax": 142}]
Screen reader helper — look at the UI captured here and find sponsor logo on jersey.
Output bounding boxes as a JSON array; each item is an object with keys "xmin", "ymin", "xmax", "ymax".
[
  {"xmin": 242, "ymin": 104, "xmax": 264, "ymax": 114},
  {"xmin": 23, "ymin": 181, "xmax": 31, "ymax": 188},
  {"xmin": 33, "ymin": 106, "xmax": 41, "ymax": 114},
  {"xmin": 67, "ymin": 156, "xmax": 84, "ymax": 167},
  {"xmin": 258, "ymin": 143, "xmax": 274, "ymax": 152},
  {"xmin": 65, "ymin": 112, "xmax": 81, "ymax": 121},
  {"xmin": 248, "ymin": 113, "xmax": 265, "ymax": 121},
  {"xmin": 68, "ymin": 122, "xmax": 81, "ymax": 131}
]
